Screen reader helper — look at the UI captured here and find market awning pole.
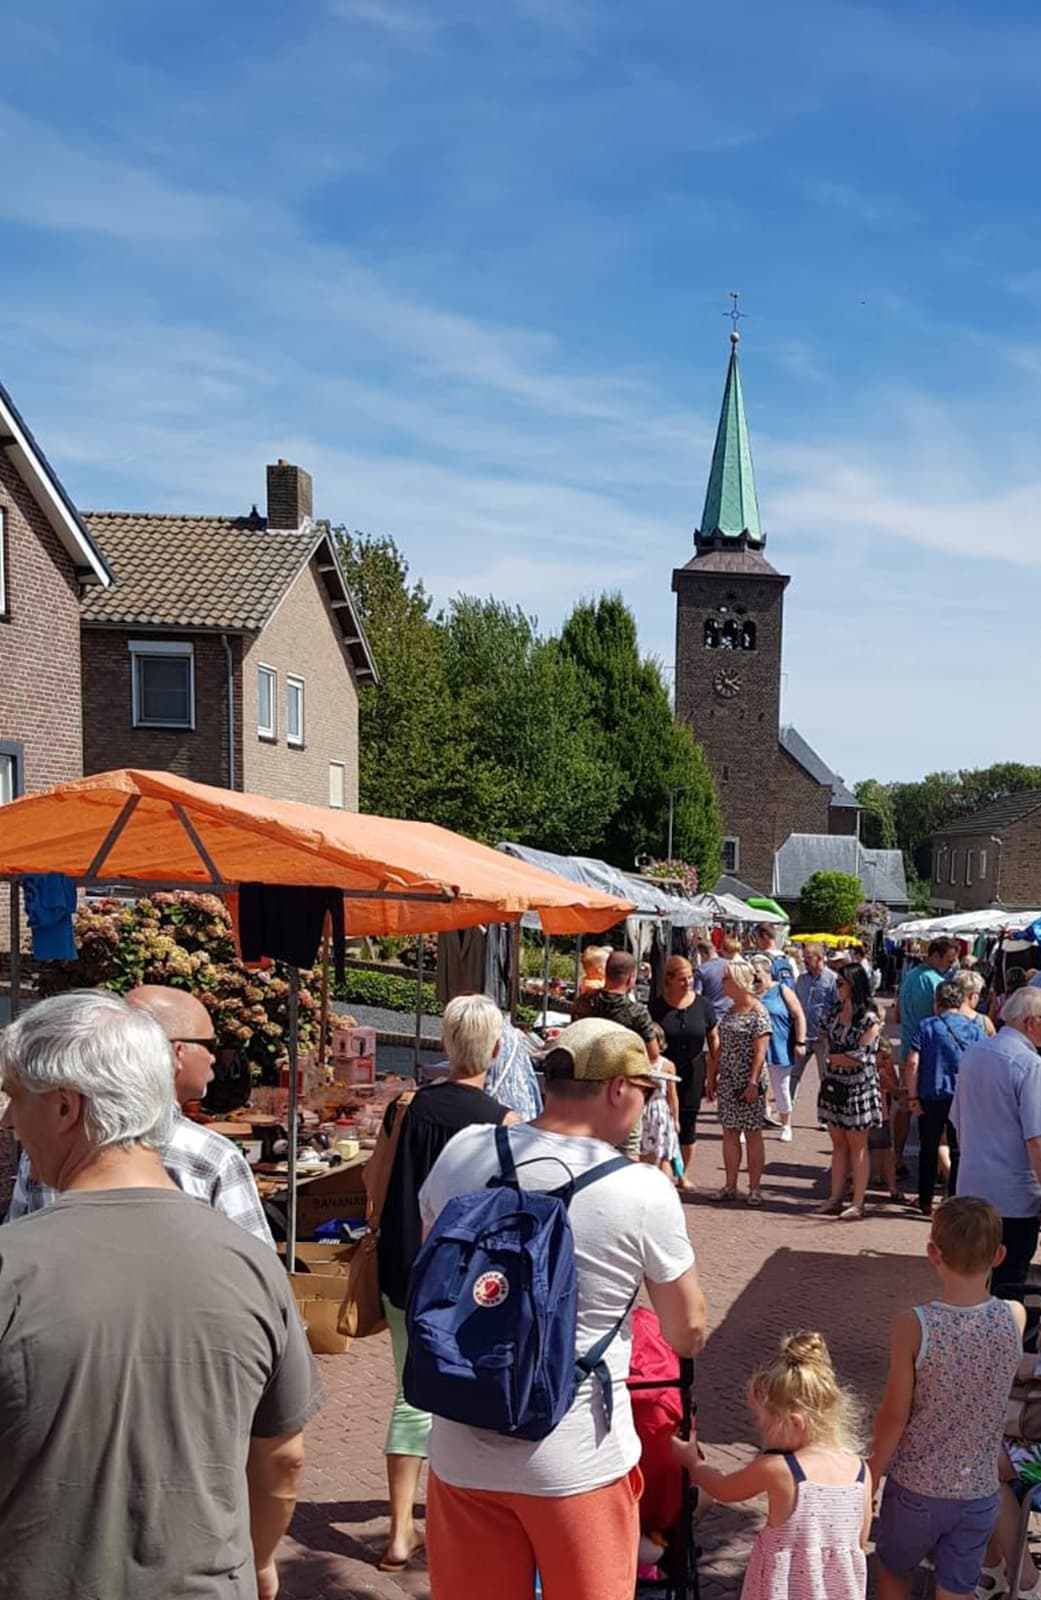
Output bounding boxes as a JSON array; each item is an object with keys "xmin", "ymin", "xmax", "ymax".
[
  {"xmin": 286, "ymin": 967, "xmax": 300, "ymax": 1268},
  {"xmin": 9, "ymin": 881, "xmax": 21, "ymax": 1020},
  {"xmin": 573, "ymin": 934, "xmax": 581, "ymax": 1001},
  {"xmin": 413, "ymin": 937, "xmax": 425, "ymax": 1080},
  {"xmin": 541, "ymin": 936, "xmax": 551, "ymax": 1031}
]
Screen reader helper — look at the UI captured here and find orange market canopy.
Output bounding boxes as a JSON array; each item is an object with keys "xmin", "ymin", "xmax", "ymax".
[{"xmin": 0, "ymin": 769, "xmax": 633, "ymax": 935}]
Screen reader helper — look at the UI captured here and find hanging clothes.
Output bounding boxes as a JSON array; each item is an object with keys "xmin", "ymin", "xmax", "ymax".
[
  {"xmin": 483, "ymin": 922, "xmax": 513, "ymax": 1010},
  {"xmin": 436, "ymin": 926, "xmax": 487, "ymax": 1002},
  {"xmin": 20, "ymin": 874, "xmax": 77, "ymax": 961},
  {"xmin": 237, "ymin": 884, "xmax": 345, "ymax": 978}
]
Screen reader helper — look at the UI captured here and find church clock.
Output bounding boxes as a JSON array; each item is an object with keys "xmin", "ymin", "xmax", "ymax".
[{"xmin": 713, "ymin": 667, "xmax": 742, "ymax": 699}]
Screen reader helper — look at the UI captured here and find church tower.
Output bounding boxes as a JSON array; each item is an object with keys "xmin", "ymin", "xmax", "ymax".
[{"xmin": 672, "ymin": 330, "xmax": 790, "ymax": 892}]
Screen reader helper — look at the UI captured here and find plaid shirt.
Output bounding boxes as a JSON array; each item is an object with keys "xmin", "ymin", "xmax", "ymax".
[{"xmin": 5, "ymin": 1115, "xmax": 276, "ymax": 1249}]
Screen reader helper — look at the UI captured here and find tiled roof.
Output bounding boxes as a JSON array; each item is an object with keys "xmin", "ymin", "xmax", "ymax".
[
  {"xmin": 772, "ymin": 834, "xmax": 908, "ymax": 906},
  {"xmin": 779, "ymin": 725, "xmax": 861, "ymax": 809},
  {"xmin": 80, "ymin": 512, "xmax": 315, "ymax": 630},
  {"xmin": 81, "ymin": 512, "xmax": 377, "ymax": 682},
  {"xmin": 933, "ymin": 790, "xmax": 1041, "ymax": 839},
  {"xmin": 673, "ymin": 547, "xmax": 785, "ymax": 578}
]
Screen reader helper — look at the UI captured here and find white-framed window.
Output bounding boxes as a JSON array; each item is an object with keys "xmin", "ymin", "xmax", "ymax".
[
  {"xmin": 0, "ymin": 740, "xmax": 23, "ymax": 804},
  {"xmin": 965, "ymin": 850, "xmax": 974, "ymax": 887},
  {"xmin": 257, "ymin": 665, "xmax": 276, "ymax": 740},
  {"xmin": 721, "ymin": 837, "xmax": 740, "ymax": 873},
  {"xmin": 979, "ymin": 849, "xmax": 987, "ymax": 881},
  {"xmin": 0, "ymin": 506, "xmax": 7, "ymax": 616},
  {"xmin": 329, "ymin": 761, "xmax": 346, "ymax": 810},
  {"xmin": 949, "ymin": 849, "xmax": 958, "ymax": 886},
  {"xmin": 129, "ymin": 640, "xmax": 194, "ymax": 729},
  {"xmin": 286, "ymin": 676, "xmax": 305, "ymax": 748}
]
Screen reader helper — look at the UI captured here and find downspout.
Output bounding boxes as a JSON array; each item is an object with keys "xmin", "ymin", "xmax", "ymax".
[{"xmin": 221, "ymin": 634, "xmax": 236, "ymax": 791}]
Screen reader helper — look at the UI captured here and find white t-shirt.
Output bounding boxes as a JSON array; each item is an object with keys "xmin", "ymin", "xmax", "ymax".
[{"xmin": 418, "ymin": 1122, "xmax": 696, "ymax": 1496}]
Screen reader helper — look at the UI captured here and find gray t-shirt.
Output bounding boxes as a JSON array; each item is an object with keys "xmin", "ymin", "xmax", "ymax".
[{"xmin": 0, "ymin": 1188, "xmax": 321, "ymax": 1600}]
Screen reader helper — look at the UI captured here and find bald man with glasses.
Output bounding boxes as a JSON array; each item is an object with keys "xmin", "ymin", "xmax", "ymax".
[{"xmin": 5, "ymin": 984, "xmax": 274, "ymax": 1246}]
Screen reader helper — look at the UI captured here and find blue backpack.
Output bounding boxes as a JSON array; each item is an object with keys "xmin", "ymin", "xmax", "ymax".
[{"xmin": 403, "ymin": 1126, "xmax": 635, "ymax": 1441}]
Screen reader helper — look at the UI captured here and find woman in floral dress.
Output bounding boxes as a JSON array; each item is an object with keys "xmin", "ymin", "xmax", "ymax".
[
  {"xmin": 709, "ymin": 960, "xmax": 773, "ymax": 1206},
  {"xmin": 816, "ymin": 964, "xmax": 883, "ymax": 1221}
]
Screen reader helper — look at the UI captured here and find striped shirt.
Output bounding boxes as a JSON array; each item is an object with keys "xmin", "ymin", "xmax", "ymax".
[{"xmin": 5, "ymin": 1115, "xmax": 276, "ymax": 1249}]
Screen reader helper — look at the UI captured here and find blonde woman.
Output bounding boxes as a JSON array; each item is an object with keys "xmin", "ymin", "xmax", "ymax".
[
  {"xmin": 708, "ymin": 960, "xmax": 772, "ymax": 1205},
  {"xmin": 376, "ymin": 994, "xmax": 515, "ymax": 1571}
]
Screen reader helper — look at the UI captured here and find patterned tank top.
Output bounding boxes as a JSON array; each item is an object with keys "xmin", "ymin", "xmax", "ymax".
[{"xmin": 888, "ymin": 1297, "xmax": 1022, "ymax": 1498}]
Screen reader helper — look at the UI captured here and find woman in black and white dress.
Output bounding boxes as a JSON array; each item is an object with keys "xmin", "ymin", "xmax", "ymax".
[
  {"xmin": 709, "ymin": 959, "xmax": 772, "ymax": 1207},
  {"xmin": 815, "ymin": 963, "xmax": 883, "ymax": 1221}
]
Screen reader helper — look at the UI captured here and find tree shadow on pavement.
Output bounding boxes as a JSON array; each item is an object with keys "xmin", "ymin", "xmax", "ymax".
[
  {"xmin": 281, "ymin": 1500, "xmax": 430, "ymax": 1598},
  {"xmin": 695, "ymin": 1246, "xmax": 933, "ymax": 1445}
]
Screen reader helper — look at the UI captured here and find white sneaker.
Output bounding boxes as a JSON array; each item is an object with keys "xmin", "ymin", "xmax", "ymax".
[{"xmin": 779, "ymin": 1125, "xmax": 793, "ymax": 1143}]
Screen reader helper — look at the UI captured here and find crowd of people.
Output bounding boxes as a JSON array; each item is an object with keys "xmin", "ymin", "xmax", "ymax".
[{"xmin": 3, "ymin": 916, "xmax": 1041, "ymax": 1600}]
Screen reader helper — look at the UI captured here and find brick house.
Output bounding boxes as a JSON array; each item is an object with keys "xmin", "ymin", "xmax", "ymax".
[
  {"xmin": 931, "ymin": 792, "xmax": 1041, "ymax": 912},
  {"xmin": 0, "ymin": 378, "xmax": 112, "ymax": 804},
  {"xmin": 672, "ymin": 334, "xmax": 860, "ymax": 892},
  {"xmin": 81, "ymin": 462, "xmax": 376, "ymax": 810}
]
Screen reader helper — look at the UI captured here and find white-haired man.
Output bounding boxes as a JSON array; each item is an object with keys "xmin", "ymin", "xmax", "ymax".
[
  {"xmin": 5, "ymin": 983, "xmax": 274, "ymax": 1245},
  {"xmin": 0, "ymin": 989, "xmax": 320, "ymax": 1600},
  {"xmin": 952, "ymin": 985, "xmax": 1041, "ymax": 1291},
  {"xmin": 418, "ymin": 1016, "xmax": 706, "ymax": 1599}
]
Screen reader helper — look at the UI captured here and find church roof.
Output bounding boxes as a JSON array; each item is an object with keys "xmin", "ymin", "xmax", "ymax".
[
  {"xmin": 695, "ymin": 333, "xmax": 764, "ymax": 552},
  {"xmin": 779, "ymin": 726, "xmax": 861, "ymax": 810},
  {"xmin": 673, "ymin": 546, "xmax": 785, "ymax": 582},
  {"xmin": 773, "ymin": 835, "xmax": 909, "ymax": 907}
]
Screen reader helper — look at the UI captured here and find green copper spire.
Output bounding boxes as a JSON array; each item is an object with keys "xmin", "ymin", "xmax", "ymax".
[{"xmin": 695, "ymin": 332, "xmax": 765, "ymax": 551}]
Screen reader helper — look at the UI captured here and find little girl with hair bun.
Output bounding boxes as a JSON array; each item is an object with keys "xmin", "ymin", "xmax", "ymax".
[{"xmin": 673, "ymin": 1330, "xmax": 869, "ymax": 1600}]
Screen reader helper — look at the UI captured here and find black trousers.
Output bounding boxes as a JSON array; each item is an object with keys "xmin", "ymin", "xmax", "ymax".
[
  {"xmin": 993, "ymin": 1215, "xmax": 1041, "ymax": 1294},
  {"xmin": 917, "ymin": 1097, "xmax": 959, "ymax": 1214}
]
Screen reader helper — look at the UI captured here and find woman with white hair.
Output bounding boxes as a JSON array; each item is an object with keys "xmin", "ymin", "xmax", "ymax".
[
  {"xmin": 707, "ymin": 960, "xmax": 773, "ymax": 1206},
  {"xmin": 375, "ymin": 993, "xmax": 515, "ymax": 1573}
]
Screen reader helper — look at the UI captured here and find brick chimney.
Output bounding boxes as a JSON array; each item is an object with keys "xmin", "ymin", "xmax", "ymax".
[{"xmin": 266, "ymin": 460, "xmax": 313, "ymax": 530}]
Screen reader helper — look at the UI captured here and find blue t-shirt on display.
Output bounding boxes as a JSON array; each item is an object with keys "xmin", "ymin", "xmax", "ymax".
[{"xmin": 910, "ymin": 1013, "xmax": 986, "ymax": 1100}]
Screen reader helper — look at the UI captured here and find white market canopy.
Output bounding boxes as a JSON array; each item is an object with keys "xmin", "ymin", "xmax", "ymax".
[
  {"xmin": 888, "ymin": 909, "xmax": 1041, "ymax": 941},
  {"xmin": 689, "ymin": 890, "xmax": 785, "ymax": 925},
  {"xmin": 497, "ymin": 843, "xmax": 705, "ymax": 927}
]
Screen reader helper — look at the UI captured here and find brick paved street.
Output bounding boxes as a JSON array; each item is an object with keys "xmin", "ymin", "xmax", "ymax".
[{"xmin": 276, "ymin": 1066, "xmax": 934, "ymax": 1600}]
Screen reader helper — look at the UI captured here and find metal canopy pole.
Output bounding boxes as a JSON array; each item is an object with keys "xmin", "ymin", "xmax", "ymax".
[
  {"xmin": 413, "ymin": 937, "xmax": 425, "ymax": 1081},
  {"xmin": 541, "ymin": 935, "xmax": 551, "ymax": 1031},
  {"xmin": 286, "ymin": 967, "xmax": 300, "ymax": 1268},
  {"xmin": 8, "ymin": 881, "xmax": 21, "ymax": 1021}
]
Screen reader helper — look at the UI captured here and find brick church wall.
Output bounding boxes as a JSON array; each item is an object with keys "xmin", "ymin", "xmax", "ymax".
[{"xmin": 773, "ymin": 749, "xmax": 830, "ymax": 851}]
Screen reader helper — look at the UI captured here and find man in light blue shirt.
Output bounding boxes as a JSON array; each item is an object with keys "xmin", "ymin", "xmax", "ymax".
[
  {"xmin": 895, "ymin": 938, "xmax": 959, "ymax": 1057},
  {"xmin": 951, "ymin": 986, "xmax": 1041, "ymax": 1290},
  {"xmin": 792, "ymin": 943, "xmax": 838, "ymax": 1097}
]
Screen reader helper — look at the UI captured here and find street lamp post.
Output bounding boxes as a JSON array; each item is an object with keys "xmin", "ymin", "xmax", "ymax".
[{"xmin": 667, "ymin": 786, "xmax": 686, "ymax": 860}]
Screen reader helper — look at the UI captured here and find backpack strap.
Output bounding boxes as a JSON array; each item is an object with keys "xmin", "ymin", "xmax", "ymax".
[
  {"xmin": 492, "ymin": 1124, "xmax": 519, "ymax": 1187},
  {"xmin": 574, "ymin": 1284, "xmax": 640, "ymax": 1425},
  {"xmin": 568, "ymin": 1155, "xmax": 633, "ymax": 1198}
]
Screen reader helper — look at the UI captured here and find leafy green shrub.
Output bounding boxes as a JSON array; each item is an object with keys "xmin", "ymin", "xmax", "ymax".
[{"xmin": 333, "ymin": 969, "xmax": 442, "ymax": 1017}]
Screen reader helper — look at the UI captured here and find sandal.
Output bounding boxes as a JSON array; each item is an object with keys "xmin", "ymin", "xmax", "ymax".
[
  {"xmin": 713, "ymin": 1187, "xmax": 738, "ymax": 1202},
  {"xmin": 839, "ymin": 1203, "xmax": 866, "ymax": 1221},
  {"xmin": 813, "ymin": 1198, "xmax": 844, "ymax": 1216},
  {"xmin": 746, "ymin": 1189, "xmax": 764, "ymax": 1207},
  {"xmin": 378, "ymin": 1541, "xmax": 425, "ymax": 1573}
]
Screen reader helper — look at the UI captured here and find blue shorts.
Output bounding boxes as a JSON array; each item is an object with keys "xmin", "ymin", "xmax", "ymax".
[{"xmin": 876, "ymin": 1478, "xmax": 1000, "ymax": 1595}]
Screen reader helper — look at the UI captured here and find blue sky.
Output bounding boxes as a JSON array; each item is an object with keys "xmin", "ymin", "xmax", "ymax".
[{"xmin": 4, "ymin": 0, "xmax": 1041, "ymax": 785}]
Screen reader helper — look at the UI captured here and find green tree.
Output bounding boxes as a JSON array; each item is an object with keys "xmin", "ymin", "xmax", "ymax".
[
  {"xmin": 798, "ymin": 870, "xmax": 863, "ymax": 931},
  {"xmin": 854, "ymin": 779, "xmax": 897, "ymax": 850},
  {"xmin": 558, "ymin": 594, "xmax": 722, "ymax": 885},
  {"xmin": 437, "ymin": 597, "xmax": 619, "ymax": 851},
  {"xmin": 335, "ymin": 530, "xmax": 460, "ymax": 824}
]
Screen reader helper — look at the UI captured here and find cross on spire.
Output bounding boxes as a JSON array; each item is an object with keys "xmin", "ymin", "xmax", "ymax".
[{"xmin": 723, "ymin": 290, "xmax": 745, "ymax": 339}]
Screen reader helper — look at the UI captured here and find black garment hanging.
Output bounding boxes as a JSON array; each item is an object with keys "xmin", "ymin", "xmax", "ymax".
[{"xmin": 238, "ymin": 884, "xmax": 346, "ymax": 979}]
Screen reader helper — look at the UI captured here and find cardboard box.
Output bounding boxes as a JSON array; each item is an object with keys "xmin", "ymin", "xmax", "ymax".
[
  {"xmin": 288, "ymin": 1248, "xmax": 356, "ymax": 1356},
  {"xmin": 275, "ymin": 1157, "xmax": 369, "ymax": 1240}
]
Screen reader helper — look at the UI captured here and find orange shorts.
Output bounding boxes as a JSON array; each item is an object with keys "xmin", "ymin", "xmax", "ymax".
[{"xmin": 426, "ymin": 1464, "xmax": 643, "ymax": 1600}]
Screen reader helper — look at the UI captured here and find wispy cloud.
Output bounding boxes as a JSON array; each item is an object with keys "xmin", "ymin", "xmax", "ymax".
[
  {"xmin": 804, "ymin": 178, "xmax": 909, "ymax": 228},
  {"xmin": 325, "ymin": 0, "xmax": 436, "ymax": 42}
]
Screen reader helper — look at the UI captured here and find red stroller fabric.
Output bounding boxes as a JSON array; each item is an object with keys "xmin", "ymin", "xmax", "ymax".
[{"xmin": 629, "ymin": 1306, "xmax": 684, "ymax": 1536}]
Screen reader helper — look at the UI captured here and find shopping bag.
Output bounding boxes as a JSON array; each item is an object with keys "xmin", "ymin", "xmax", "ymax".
[{"xmin": 336, "ymin": 1090, "xmax": 416, "ymax": 1344}]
